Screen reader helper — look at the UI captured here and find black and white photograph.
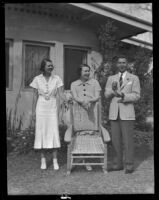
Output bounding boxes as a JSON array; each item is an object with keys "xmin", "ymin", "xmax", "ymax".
[{"xmin": 5, "ymin": 2, "xmax": 153, "ymax": 195}]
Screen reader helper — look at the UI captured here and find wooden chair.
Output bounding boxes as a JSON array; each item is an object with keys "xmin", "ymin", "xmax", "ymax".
[{"xmin": 64, "ymin": 100, "xmax": 110, "ymax": 175}]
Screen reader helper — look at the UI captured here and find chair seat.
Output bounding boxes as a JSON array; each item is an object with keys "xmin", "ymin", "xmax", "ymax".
[{"xmin": 72, "ymin": 133, "xmax": 105, "ymax": 154}]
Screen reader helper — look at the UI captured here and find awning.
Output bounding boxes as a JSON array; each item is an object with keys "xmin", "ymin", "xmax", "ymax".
[{"xmin": 122, "ymin": 38, "xmax": 152, "ymax": 50}]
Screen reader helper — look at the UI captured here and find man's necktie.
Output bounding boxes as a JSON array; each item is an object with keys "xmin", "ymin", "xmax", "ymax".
[{"xmin": 119, "ymin": 73, "xmax": 123, "ymax": 87}]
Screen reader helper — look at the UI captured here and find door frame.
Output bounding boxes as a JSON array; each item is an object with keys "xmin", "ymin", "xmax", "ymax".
[{"xmin": 63, "ymin": 45, "xmax": 91, "ymax": 90}]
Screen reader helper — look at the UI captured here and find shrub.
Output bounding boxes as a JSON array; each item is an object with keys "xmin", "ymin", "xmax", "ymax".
[
  {"xmin": 96, "ymin": 19, "xmax": 153, "ymax": 132},
  {"xmin": 7, "ymin": 124, "xmax": 68, "ymax": 155},
  {"xmin": 8, "ymin": 129, "xmax": 35, "ymax": 155}
]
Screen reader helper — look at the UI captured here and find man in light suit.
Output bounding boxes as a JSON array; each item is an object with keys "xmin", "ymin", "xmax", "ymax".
[{"xmin": 105, "ymin": 56, "xmax": 140, "ymax": 173}]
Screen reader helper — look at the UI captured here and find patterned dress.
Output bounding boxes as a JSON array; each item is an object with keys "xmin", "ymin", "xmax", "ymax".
[{"xmin": 30, "ymin": 74, "xmax": 63, "ymax": 149}]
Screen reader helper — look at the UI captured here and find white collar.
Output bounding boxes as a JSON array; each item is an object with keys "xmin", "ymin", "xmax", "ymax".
[{"xmin": 119, "ymin": 71, "xmax": 127, "ymax": 80}]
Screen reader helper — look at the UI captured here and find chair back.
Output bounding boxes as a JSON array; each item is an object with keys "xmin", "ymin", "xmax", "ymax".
[{"xmin": 70, "ymin": 101, "xmax": 100, "ymax": 132}]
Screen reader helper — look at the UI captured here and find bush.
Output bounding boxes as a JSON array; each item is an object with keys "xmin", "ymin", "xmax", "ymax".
[
  {"xmin": 7, "ymin": 124, "xmax": 68, "ymax": 155},
  {"xmin": 7, "ymin": 129, "xmax": 35, "ymax": 155},
  {"xmin": 96, "ymin": 19, "xmax": 153, "ymax": 132},
  {"xmin": 134, "ymin": 130, "xmax": 153, "ymax": 146}
]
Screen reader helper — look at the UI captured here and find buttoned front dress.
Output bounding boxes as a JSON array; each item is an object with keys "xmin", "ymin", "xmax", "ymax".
[
  {"xmin": 70, "ymin": 78, "xmax": 101, "ymax": 131},
  {"xmin": 71, "ymin": 79, "xmax": 101, "ymax": 102},
  {"xmin": 30, "ymin": 74, "xmax": 63, "ymax": 149}
]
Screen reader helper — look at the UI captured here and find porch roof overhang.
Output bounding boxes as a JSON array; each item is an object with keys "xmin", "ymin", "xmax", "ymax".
[
  {"xmin": 69, "ymin": 3, "xmax": 152, "ymax": 39},
  {"xmin": 122, "ymin": 38, "xmax": 153, "ymax": 50},
  {"xmin": 6, "ymin": 3, "xmax": 152, "ymax": 41}
]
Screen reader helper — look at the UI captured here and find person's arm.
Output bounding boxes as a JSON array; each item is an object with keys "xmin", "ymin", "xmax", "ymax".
[
  {"xmin": 57, "ymin": 86, "xmax": 66, "ymax": 102},
  {"xmin": 70, "ymin": 83, "xmax": 90, "ymax": 110},
  {"xmin": 71, "ymin": 83, "xmax": 84, "ymax": 104},
  {"xmin": 29, "ymin": 76, "xmax": 38, "ymax": 116},
  {"xmin": 32, "ymin": 89, "xmax": 38, "ymax": 117},
  {"xmin": 89, "ymin": 90, "xmax": 101, "ymax": 103},
  {"xmin": 55, "ymin": 76, "xmax": 66, "ymax": 103}
]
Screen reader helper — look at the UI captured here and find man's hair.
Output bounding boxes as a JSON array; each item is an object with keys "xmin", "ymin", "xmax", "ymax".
[
  {"xmin": 77, "ymin": 64, "xmax": 90, "ymax": 77},
  {"xmin": 117, "ymin": 55, "xmax": 128, "ymax": 62}
]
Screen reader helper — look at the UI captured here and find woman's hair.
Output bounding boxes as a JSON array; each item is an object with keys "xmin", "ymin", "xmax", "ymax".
[
  {"xmin": 40, "ymin": 58, "xmax": 53, "ymax": 72},
  {"xmin": 77, "ymin": 64, "xmax": 90, "ymax": 77}
]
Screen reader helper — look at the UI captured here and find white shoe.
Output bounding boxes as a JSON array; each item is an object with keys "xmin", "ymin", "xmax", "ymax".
[
  {"xmin": 86, "ymin": 165, "xmax": 92, "ymax": 171},
  {"xmin": 41, "ymin": 158, "xmax": 47, "ymax": 170},
  {"xmin": 53, "ymin": 159, "xmax": 59, "ymax": 170}
]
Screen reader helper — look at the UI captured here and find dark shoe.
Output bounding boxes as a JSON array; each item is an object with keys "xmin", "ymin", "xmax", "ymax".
[{"xmin": 125, "ymin": 169, "xmax": 134, "ymax": 174}]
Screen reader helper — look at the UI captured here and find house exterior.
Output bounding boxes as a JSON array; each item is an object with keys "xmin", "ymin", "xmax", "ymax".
[{"xmin": 5, "ymin": 3, "xmax": 152, "ymax": 130}]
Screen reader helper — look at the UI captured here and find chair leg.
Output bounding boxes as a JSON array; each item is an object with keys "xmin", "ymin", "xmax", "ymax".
[
  {"xmin": 67, "ymin": 144, "xmax": 72, "ymax": 175},
  {"xmin": 103, "ymin": 144, "xmax": 108, "ymax": 174}
]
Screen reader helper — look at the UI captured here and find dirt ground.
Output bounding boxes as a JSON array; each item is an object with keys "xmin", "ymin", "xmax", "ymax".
[{"xmin": 7, "ymin": 141, "xmax": 154, "ymax": 195}]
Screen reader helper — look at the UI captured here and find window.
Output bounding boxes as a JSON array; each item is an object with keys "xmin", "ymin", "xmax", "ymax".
[
  {"xmin": 5, "ymin": 39, "xmax": 13, "ymax": 89},
  {"xmin": 64, "ymin": 46, "xmax": 88, "ymax": 90},
  {"xmin": 23, "ymin": 42, "xmax": 54, "ymax": 88}
]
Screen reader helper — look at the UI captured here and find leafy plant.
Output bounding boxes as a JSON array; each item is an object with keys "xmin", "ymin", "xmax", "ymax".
[
  {"xmin": 6, "ymin": 108, "xmax": 13, "ymax": 136},
  {"xmin": 6, "ymin": 73, "xmax": 34, "ymax": 154},
  {"xmin": 8, "ymin": 129, "xmax": 35, "ymax": 155},
  {"xmin": 96, "ymin": 19, "xmax": 153, "ymax": 132}
]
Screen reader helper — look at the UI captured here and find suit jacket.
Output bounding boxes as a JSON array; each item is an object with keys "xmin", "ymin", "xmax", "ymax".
[{"xmin": 105, "ymin": 71, "xmax": 140, "ymax": 120}]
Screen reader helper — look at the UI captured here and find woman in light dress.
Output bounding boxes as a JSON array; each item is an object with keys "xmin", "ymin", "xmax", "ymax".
[{"xmin": 30, "ymin": 58, "xmax": 66, "ymax": 170}]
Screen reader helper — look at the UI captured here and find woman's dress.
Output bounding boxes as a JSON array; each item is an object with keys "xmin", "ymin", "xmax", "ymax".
[{"xmin": 30, "ymin": 74, "xmax": 63, "ymax": 149}]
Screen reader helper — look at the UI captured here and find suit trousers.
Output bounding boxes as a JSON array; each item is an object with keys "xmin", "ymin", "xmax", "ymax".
[{"xmin": 110, "ymin": 116, "xmax": 134, "ymax": 168}]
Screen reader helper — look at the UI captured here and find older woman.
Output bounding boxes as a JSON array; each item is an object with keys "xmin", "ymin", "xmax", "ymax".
[
  {"xmin": 30, "ymin": 58, "xmax": 66, "ymax": 170},
  {"xmin": 71, "ymin": 64, "xmax": 101, "ymax": 112},
  {"xmin": 70, "ymin": 64, "xmax": 101, "ymax": 171}
]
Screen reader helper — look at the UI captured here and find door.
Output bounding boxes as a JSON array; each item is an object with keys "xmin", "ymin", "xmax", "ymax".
[{"xmin": 64, "ymin": 46, "xmax": 88, "ymax": 90}]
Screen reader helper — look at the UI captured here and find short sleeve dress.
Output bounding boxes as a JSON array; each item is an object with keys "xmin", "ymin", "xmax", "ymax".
[
  {"xmin": 30, "ymin": 74, "xmax": 63, "ymax": 149},
  {"xmin": 71, "ymin": 78, "xmax": 101, "ymax": 101}
]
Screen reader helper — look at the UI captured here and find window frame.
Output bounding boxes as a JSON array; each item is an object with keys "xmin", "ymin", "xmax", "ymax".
[
  {"xmin": 5, "ymin": 39, "xmax": 13, "ymax": 91},
  {"xmin": 63, "ymin": 45, "xmax": 91, "ymax": 90},
  {"xmin": 22, "ymin": 41, "xmax": 55, "ymax": 91}
]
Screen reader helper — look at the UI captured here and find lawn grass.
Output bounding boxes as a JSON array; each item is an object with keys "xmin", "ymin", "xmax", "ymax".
[{"xmin": 7, "ymin": 139, "xmax": 154, "ymax": 195}]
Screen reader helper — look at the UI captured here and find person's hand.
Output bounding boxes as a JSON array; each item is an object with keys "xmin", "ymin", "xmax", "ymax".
[
  {"xmin": 68, "ymin": 96, "xmax": 73, "ymax": 103},
  {"xmin": 68, "ymin": 98, "xmax": 73, "ymax": 104},
  {"xmin": 63, "ymin": 99, "xmax": 67, "ymax": 105},
  {"xmin": 64, "ymin": 93, "xmax": 73, "ymax": 104},
  {"xmin": 112, "ymin": 81, "xmax": 118, "ymax": 91},
  {"xmin": 82, "ymin": 103, "xmax": 89, "ymax": 110},
  {"xmin": 81, "ymin": 100, "xmax": 90, "ymax": 110},
  {"xmin": 81, "ymin": 104, "xmax": 87, "ymax": 110},
  {"xmin": 114, "ymin": 91, "xmax": 123, "ymax": 98}
]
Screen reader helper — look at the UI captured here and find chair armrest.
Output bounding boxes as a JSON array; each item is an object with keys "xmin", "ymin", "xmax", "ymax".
[
  {"xmin": 100, "ymin": 125, "xmax": 111, "ymax": 143},
  {"xmin": 64, "ymin": 125, "xmax": 73, "ymax": 143}
]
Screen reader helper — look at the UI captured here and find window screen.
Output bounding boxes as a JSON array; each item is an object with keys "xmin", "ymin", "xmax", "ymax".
[{"xmin": 24, "ymin": 44, "xmax": 50, "ymax": 87}]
